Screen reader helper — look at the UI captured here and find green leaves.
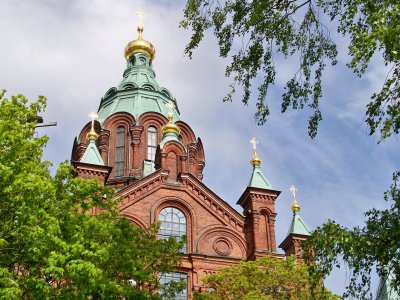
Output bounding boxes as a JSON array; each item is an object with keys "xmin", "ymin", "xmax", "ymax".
[
  {"xmin": 0, "ymin": 91, "xmax": 183, "ymax": 299},
  {"xmin": 182, "ymin": 0, "xmax": 400, "ymax": 140},
  {"xmin": 303, "ymin": 171, "xmax": 400, "ymax": 299},
  {"xmin": 196, "ymin": 255, "xmax": 338, "ymax": 300}
]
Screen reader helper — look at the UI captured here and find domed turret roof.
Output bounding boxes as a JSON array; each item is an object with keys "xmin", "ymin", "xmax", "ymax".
[
  {"xmin": 96, "ymin": 26, "xmax": 180, "ymax": 125},
  {"xmin": 124, "ymin": 26, "xmax": 155, "ymax": 60}
]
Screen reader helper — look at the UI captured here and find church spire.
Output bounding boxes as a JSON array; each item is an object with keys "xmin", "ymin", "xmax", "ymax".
[
  {"xmin": 286, "ymin": 185, "xmax": 310, "ymax": 236},
  {"xmin": 80, "ymin": 113, "xmax": 104, "ymax": 166},
  {"xmin": 247, "ymin": 137, "xmax": 272, "ymax": 189},
  {"xmin": 124, "ymin": 10, "xmax": 156, "ymax": 60}
]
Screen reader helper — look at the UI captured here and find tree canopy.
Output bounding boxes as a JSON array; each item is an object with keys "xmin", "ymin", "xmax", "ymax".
[
  {"xmin": 181, "ymin": 0, "xmax": 400, "ymax": 140},
  {"xmin": 181, "ymin": 0, "xmax": 400, "ymax": 298},
  {"xmin": 303, "ymin": 172, "xmax": 400, "ymax": 299},
  {"xmin": 0, "ymin": 90, "xmax": 184, "ymax": 299},
  {"xmin": 194, "ymin": 255, "xmax": 338, "ymax": 300}
]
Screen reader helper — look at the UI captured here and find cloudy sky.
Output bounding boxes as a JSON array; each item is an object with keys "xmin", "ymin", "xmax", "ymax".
[{"xmin": 1, "ymin": 0, "xmax": 398, "ymax": 294}]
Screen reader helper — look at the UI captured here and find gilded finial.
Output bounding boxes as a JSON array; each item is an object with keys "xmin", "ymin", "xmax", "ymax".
[
  {"xmin": 87, "ymin": 112, "xmax": 99, "ymax": 141},
  {"xmin": 124, "ymin": 9, "xmax": 156, "ymax": 60},
  {"xmin": 290, "ymin": 184, "xmax": 301, "ymax": 212},
  {"xmin": 136, "ymin": 10, "xmax": 145, "ymax": 39},
  {"xmin": 162, "ymin": 101, "xmax": 180, "ymax": 135},
  {"xmin": 250, "ymin": 137, "xmax": 262, "ymax": 166}
]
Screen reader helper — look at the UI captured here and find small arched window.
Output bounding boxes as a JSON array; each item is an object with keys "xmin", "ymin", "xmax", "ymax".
[
  {"xmin": 115, "ymin": 126, "xmax": 125, "ymax": 177},
  {"xmin": 147, "ymin": 126, "xmax": 157, "ymax": 161},
  {"xmin": 159, "ymin": 207, "xmax": 186, "ymax": 253}
]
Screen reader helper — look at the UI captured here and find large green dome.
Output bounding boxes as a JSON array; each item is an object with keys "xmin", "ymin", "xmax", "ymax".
[{"xmin": 97, "ymin": 32, "xmax": 180, "ymax": 125}]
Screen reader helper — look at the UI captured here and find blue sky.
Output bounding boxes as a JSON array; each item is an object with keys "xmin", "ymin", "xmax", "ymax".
[{"xmin": 0, "ymin": 0, "xmax": 398, "ymax": 295}]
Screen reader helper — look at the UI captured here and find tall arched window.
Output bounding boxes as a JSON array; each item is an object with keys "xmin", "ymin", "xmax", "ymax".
[
  {"xmin": 159, "ymin": 272, "xmax": 187, "ymax": 300},
  {"xmin": 115, "ymin": 126, "xmax": 125, "ymax": 177},
  {"xmin": 147, "ymin": 126, "xmax": 157, "ymax": 161},
  {"xmin": 159, "ymin": 207, "xmax": 187, "ymax": 253}
]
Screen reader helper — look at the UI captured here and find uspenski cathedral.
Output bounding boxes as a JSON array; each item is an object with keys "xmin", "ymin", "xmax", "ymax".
[{"xmin": 71, "ymin": 20, "xmax": 314, "ymax": 300}]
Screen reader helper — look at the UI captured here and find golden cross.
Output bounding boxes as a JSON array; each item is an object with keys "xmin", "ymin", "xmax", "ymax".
[
  {"xmin": 88, "ymin": 112, "xmax": 98, "ymax": 131},
  {"xmin": 136, "ymin": 9, "xmax": 145, "ymax": 26},
  {"xmin": 250, "ymin": 137, "xmax": 259, "ymax": 151},
  {"xmin": 166, "ymin": 101, "xmax": 175, "ymax": 116},
  {"xmin": 290, "ymin": 184, "xmax": 298, "ymax": 201}
]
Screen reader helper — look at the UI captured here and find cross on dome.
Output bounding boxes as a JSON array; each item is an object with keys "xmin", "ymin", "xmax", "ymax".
[
  {"xmin": 166, "ymin": 101, "xmax": 175, "ymax": 117},
  {"xmin": 249, "ymin": 137, "xmax": 262, "ymax": 167},
  {"xmin": 136, "ymin": 9, "xmax": 145, "ymax": 27},
  {"xmin": 87, "ymin": 112, "xmax": 99, "ymax": 141},
  {"xmin": 290, "ymin": 184, "xmax": 297, "ymax": 200},
  {"xmin": 290, "ymin": 184, "xmax": 301, "ymax": 212},
  {"xmin": 250, "ymin": 137, "xmax": 259, "ymax": 151}
]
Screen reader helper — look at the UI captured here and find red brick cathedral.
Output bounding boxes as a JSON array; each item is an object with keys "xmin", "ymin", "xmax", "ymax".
[{"xmin": 71, "ymin": 25, "xmax": 311, "ymax": 299}]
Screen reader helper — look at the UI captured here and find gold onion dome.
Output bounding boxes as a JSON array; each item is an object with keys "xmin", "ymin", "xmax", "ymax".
[
  {"xmin": 250, "ymin": 151, "xmax": 262, "ymax": 167},
  {"xmin": 87, "ymin": 129, "xmax": 98, "ymax": 141},
  {"xmin": 162, "ymin": 114, "xmax": 181, "ymax": 136},
  {"xmin": 290, "ymin": 185, "xmax": 301, "ymax": 212},
  {"xmin": 124, "ymin": 26, "xmax": 156, "ymax": 60},
  {"xmin": 291, "ymin": 200, "xmax": 301, "ymax": 212}
]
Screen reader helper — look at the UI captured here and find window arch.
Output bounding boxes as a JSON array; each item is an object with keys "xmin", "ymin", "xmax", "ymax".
[
  {"xmin": 115, "ymin": 126, "xmax": 125, "ymax": 177},
  {"xmin": 147, "ymin": 126, "xmax": 157, "ymax": 161},
  {"xmin": 158, "ymin": 207, "xmax": 187, "ymax": 253}
]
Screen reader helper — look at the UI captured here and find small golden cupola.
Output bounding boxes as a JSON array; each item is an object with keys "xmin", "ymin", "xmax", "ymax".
[
  {"xmin": 162, "ymin": 101, "xmax": 181, "ymax": 136},
  {"xmin": 250, "ymin": 137, "xmax": 262, "ymax": 167},
  {"xmin": 290, "ymin": 185, "xmax": 301, "ymax": 212},
  {"xmin": 124, "ymin": 23, "xmax": 155, "ymax": 60}
]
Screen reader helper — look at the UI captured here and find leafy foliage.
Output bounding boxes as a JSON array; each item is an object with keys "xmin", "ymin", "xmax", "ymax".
[
  {"xmin": 303, "ymin": 171, "xmax": 400, "ymax": 299},
  {"xmin": 181, "ymin": 0, "xmax": 400, "ymax": 140},
  {"xmin": 194, "ymin": 255, "xmax": 338, "ymax": 300},
  {"xmin": 0, "ymin": 90, "xmax": 184, "ymax": 299}
]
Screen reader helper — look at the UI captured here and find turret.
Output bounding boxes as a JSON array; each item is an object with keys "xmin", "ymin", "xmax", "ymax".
[
  {"xmin": 74, "ymin": 113, "xmax": 112, "ymax": 186},
  {"xmin": 237, "ymin": 138, "xmax": 281, "ymax": 259},
  {"xmin": 279, "ymin": 185, "xmax": 311, "ymax": 263}
]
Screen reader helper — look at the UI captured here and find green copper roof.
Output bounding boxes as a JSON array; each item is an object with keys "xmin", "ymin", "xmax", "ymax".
[
  {"xmin": 287, "ymin": 211, "xmax": 311, "ymax": 236},
  {"xmin": 97, "ymin": 53, "xmax": 180, "ymax": 124},
  {"xmin": 80, "ymin": 140, "xmax": 105, "ymax": 166},
  {"xmin": 377, "ymin": 272, "xmax": 400, "ymax": 300},
  {"xmin": 248, "ymin": 165, "xmax": 272, "ymax": 189}
]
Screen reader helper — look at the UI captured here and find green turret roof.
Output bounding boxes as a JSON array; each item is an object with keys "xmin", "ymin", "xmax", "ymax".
[
  {"xmin": 97, "ymin": 53, "xmax": 180, "ymax": 124},
  {"xmin": 80, "ymin": 140, "xmax": 104, "ymax": 166},
  {"xmin": 248, "ymin": 165, "xmax": 272, "ymax": 189},
  {"xmin": 287, "ymin": 211, "xmax": 311, "ymax": 236}
]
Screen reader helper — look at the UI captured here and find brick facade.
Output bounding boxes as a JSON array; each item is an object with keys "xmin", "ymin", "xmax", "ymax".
[{"xmin": 71, "ymin": 45, "xmax": 307, "ymax": 299}]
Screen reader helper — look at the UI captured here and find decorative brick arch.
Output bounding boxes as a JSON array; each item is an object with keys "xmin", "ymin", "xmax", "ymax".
[
  {"xmin": 122, "ymin": 212, "xmax": 149, "ymax": 230},
  {"xmin": 175, "ymin": 120, "xmax": 196, "ymax": 145},
  {"xmin": 138, "ymin": 112, "xmax": 167, "ymax": 128},
  {"xmin": 197, "ymin": 226, "xmax": 246, "ymax": 258},
  {"xmin": 151, "ymin": 197, "xmax": 196, "ymax": 253},
  {"xmin": 103, "ymin": 112, "xmax": 135, "ymax": 129}
]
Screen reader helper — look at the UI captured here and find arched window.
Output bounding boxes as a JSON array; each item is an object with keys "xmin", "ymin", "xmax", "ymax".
[
  {"xmin": 159, "ymin": 207, "xmax": 186, "ymax": 253},
  {"xmin": 115, "ymin": 126, "xmax": 125, "ymax": 177},
  {"xmin": 159, "ymin": 272, "xmax": 187, "ymax": 300},
  {"xmin": 147, "ymin": 126, "xmax": 157, "ymax": 161}
]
